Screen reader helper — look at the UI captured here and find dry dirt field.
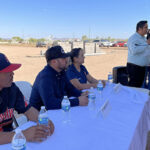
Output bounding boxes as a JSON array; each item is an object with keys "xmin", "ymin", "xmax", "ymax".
[{"xmin": 0, "ymin": 45, "xmax": 128, "ymax": 84}]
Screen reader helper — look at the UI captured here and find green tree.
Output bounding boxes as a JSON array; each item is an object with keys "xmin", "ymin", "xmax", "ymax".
[
  {"xmin": 82, "ymin": 35, "xmax": 88, "ymax": 41},
  {"xmin": 28, "ymin": 38, "xmax": 37, "ymax": 44},
  {"xmin": 107, "ymin": 36, "xmax": 111, "ymax": 41},
  {"xmin": 12, "ymin": 36, "xmax": 23, "ymax": 43},
  {"xmin": 95, "ymin": 36, "xmax": 100, "ymax": 40},
  {"xmin": 38, "ymin": 38, "xmax": 46, "ymax": 42},
  {"xmin": 52, "ymin": 41, "xmax": 59, "ymax": 46}
]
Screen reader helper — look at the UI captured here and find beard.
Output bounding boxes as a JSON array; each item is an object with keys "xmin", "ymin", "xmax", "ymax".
[
  {"xmin": 57, "ymin": 61, "xmax": 67, "ymax": 71},
  {"xmin": 58, "ymin": 65, "xmax": 66, "ymax": 71}
]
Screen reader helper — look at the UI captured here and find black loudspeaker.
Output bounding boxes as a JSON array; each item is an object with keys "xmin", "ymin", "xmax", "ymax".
[{"xmin": 113, "ymin": 66, "xmax": 128, "ymax": 86}]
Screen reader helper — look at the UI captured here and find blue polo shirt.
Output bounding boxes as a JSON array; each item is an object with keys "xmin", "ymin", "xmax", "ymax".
[
  {"xmin": 29, "ymin": 65, "xmax": 81, "ymax": 110},
  {"xmin": 0, "ymin": 83, "xmax": 28, "ymax": 132},
  {"xmin": 67, "ymin": 64, "xmax": 89, "ymax": 83}
]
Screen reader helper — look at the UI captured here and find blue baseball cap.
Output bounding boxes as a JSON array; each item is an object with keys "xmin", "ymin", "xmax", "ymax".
[{"xmin": 0, "ymin": 53, "xmax": 21, "ymax": 72}]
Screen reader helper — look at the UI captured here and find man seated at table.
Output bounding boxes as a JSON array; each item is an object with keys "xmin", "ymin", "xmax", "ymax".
[
  {"xmin": 29, "ymin": 46, "xmax": 88, "ymax": 110},
  {"xmin": 0, "ymin": 53, "xmax": 54, "ymax": 145}
]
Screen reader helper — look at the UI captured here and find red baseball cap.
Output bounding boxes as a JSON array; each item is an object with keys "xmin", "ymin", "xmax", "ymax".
[{"xmin": 0, "ymin": 53, "xmax": 21, "ymax": 72}]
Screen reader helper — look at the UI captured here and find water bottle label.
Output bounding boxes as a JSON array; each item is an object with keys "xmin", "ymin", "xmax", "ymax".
[
  {"xmin": 97, "ymin": 86, "xmax": 103, "ymax": 91},
  {"xmin": 108, "ymin": 75, "xmax": 113, "ymax": 80},
  {"xmin": 38, "ymin": 117, "xmax": 49, "ymax": 125},
  {"xmin": 62, "ymin": 105, "xmax": 70, "ymax": 112},
  {"xmin": 88, "ymin": 93, "xmax": 96, "ymax": 101},
  {"xmin": 88, "ymin": 95, "xmax": 96, "ymax": 111}
]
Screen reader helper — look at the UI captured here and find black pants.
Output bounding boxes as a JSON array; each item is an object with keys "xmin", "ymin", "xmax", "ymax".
[{"xmin": 127, "ymin": 63, "xmax": 146, "ymax": 88}]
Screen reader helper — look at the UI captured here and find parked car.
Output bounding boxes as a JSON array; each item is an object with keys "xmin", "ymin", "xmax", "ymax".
[
  {"xmin": 99, "ymin": 40, "xmax": 113, "ymax": 47},
  {"xmin": 83, "ymin": 40, "xmax": 92, "ymax": 43},
  {"xmin": 36, "ymin": 41, "xmax": 47, "ymax": 47},
  {"xmin": 112, "ymin": 41, "xmax": 127, "ymax": 47},
  {"xmin": 124, "ymin": 43, "xmax": 127, "ymax": 47},
  {"xmin": 93, "ymin": 40, "xmax": 100, "ymax": 43}
]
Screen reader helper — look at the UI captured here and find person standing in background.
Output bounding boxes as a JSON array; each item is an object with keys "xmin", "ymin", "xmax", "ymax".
[
  {"xmin": 127, "ymin": 20, "xmax": 150, "ymax": 87},
  {"xmin": 142, "ymin": 29, "xmax": 150, "ymax": 89}
]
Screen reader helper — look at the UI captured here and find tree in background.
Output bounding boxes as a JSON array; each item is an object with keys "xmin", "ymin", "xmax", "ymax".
[
  {"xmin": 95, "ymin": 36, "xmax": 100, "ymax": 40},
  {"xmin": 37, "ymin": 38, "xmax": 46, "ymax": 42},
  {"xmin": 107, "ymin": 36, "xmax": 111, "ymax": 41},
  {"xmin": 28, "ymin": 38, "xmax": 37, "ymax": 44},
  {"xmin": 82, "ymin": 35, "xmax": 88, "ymax": 41},
  {"xmin": 52, "ymin": 41, "xmax": 59, "ymax": 46},
  {"xmin": 12, "ymin": 36, "xmax": 23, "ymax": 43}
]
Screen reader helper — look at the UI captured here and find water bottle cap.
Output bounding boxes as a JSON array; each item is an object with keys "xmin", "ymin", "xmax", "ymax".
[
  {"xmin": 99, "ymin": 80, "xmax": 102, "ymax": 83},
  {"xmin": 64, "ymin": 96, "xmax": 68, "ymax": 98},
  {"xmin": 41, "ymin": 106, "xmax": 45, "ymax": 110}
]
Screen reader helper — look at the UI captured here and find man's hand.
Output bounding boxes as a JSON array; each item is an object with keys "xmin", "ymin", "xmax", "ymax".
[
  {"xmin": 24, "ymin": 106, "xmax": 39, "ymax": 122},
  {"xmin": 23, "ymin": 125, "xmax": 52, "ymax": 142},
  {"xmin": 48, "ymin": 120, "xmax": 54, "ymax": 135},
  {"xmin": 81, "ymin": 91, "xmax": 89, "ymax": 96},
  {"xmin": 91, "ymin": 83, "xmax": 98, "ymax": 88},
  {"xmin": 102, "ymin": 80, "xmax": 107, "ymax": 87},
  {"xmin": 147, "ymin": 38, "xmax": 150, "ymax": 45},
  {"xmin": 79, "ymin": 95, "xmax": 88, "ymax": 106}
]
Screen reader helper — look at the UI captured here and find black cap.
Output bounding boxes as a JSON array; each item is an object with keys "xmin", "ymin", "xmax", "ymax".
[{"xmin": 45, "ymin": 46, "xmax": 69, "ymax": 62}]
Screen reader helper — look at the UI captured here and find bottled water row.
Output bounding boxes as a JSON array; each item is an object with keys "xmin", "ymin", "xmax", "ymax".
[
  {"xmin": 11, "ymin": 72, "xmax": 113, "ymax": 150},
  {"xmin": 88, "ymin": 71, "xmax": 113, "ymax": 113},
  {"xmin": 60, "ymin": 71, "xmax": 113, "ymax": 115},
  {"xmin": 12, "ymin": 96, "xmax": 71, "ymax": 150}
]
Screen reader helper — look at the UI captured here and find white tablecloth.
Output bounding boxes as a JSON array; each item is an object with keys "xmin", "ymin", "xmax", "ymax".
[{"xmin": 1, "ymin": 84, "xmax": 150, "ymax": 150}]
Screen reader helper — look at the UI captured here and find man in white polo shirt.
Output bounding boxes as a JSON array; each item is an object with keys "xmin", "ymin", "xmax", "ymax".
[{"xmin": 127, "ymin": 20, "xmax": 150, "ymax": 87}]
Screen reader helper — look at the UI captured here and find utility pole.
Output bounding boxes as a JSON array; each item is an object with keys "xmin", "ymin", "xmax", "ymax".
[{"xmin": 89, "ymin": 27, "xmax": 91, "ymax": 40}]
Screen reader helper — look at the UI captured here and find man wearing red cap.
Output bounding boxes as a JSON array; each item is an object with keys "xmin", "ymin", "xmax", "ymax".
[{"xmin": 0, "ymin": 53, "xmax": 54, "ymax": 145}]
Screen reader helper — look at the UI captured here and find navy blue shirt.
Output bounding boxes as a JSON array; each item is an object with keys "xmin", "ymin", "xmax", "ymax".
[
  {"xmin": 67, "ymin": 64, "xmax": 89, "ymax": 83},
  {"xmin": 0, "ymin": 83, "xmax": 27, "ymax": 132},
  {"xmin": 29, "ymin": 65, "xmax": 81, "ymax": 110}
]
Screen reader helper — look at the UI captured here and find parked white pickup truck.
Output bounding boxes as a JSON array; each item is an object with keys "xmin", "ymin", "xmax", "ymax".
[{"xmin": 99, "ymin": 40, "xmax": 113, "ymax": 47}]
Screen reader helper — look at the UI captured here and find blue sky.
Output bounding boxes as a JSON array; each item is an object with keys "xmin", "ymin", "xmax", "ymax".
[{"xmin": 0, "ymin": 0, "xmax": 149, "ymax": 39}]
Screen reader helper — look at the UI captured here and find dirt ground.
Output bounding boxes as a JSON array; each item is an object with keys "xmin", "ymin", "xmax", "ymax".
[{"xmin": 0, "ymin": 45, "xmax": 128, "ymax": 84}]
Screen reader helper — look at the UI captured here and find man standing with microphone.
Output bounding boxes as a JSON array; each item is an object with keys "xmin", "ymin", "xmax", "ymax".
[{"xmin": 127, "ymin": 20, "xmax": 150, "ymax": 87}]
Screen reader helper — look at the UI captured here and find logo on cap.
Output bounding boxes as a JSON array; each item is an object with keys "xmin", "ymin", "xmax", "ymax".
[
  {"xmin": 4, "ymin": 56, "xmax": 10, "ymax": 63},
  {"xmin": 61, "ymin": 47, "xmax": 65, "ymax": 54}
]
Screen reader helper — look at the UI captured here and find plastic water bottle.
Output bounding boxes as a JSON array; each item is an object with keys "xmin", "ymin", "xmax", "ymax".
[
  {"xmin": 108, "ymin": 72, "xmax": 113, "ymax": 84},
  {"xmin": 38, "ymin": 106, "xmax": 49, "ymax": 126},
  {"xmin": 11, "ymin": 129, "xmax": 26, "ymax": 150},
  {"xmin": 61, "ymin": 96, "xmax": 70, "ymax": 112},
  {"xmin": 97, "ymin": 80, "xmax": 103, "ymax": 93},
  {"xmin": 88, "ymin": 87, "xmax": 96, "ymax": 111},
  {"xmin": 61, "ymin": 96, "xmax": 70, "ymax": 123}
]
